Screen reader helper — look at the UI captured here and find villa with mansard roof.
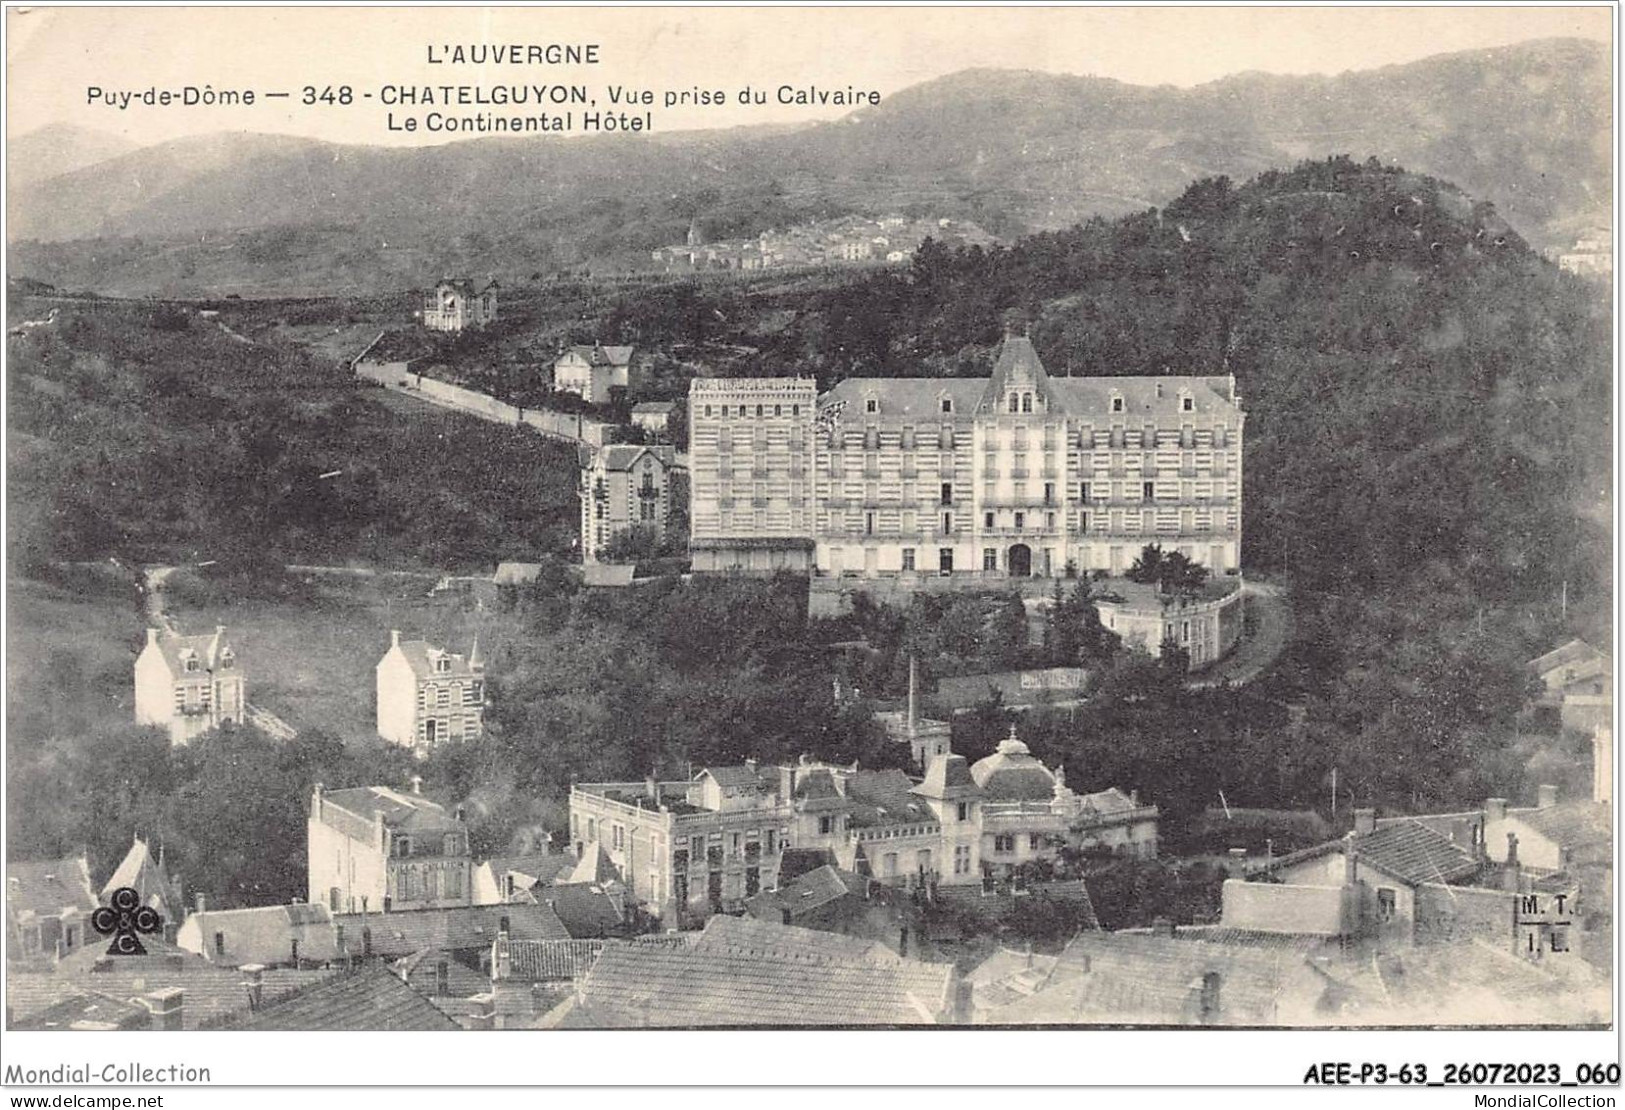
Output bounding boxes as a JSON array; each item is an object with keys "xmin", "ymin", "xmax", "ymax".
[
  {"xmin": 133, "ymin": 625, "xmax": 245, "ymax": 746},
  {"xmin": 375, "ymin": 630, "xmax": 485, "ymax": 753}
]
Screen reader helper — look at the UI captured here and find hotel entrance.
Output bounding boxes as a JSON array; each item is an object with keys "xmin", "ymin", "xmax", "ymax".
[{"xmin": 1007, "ymin": 543, "xmax": 1032, "ymax": 577}]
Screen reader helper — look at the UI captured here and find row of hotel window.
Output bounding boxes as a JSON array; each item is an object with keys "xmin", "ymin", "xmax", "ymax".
[
  {"xmin": 416, "ymin": 683, "xmax": 483, "ymax": 708},
  {"xmin": 820, "ymin": 453, "xmax": 1232, "ymax": 478},
  {"xmin": 829, "ymin": 506, "xmax": 1229, "ymax": 535},
  {"xmin": 819, "ymin": 424, "xmax": 1231, "ymax": 451},
  {"xmin": 815, "ymin": 479, "xmax": 1231, "ymax": 504},
  {"xmin": 701, "ymin": 402, "xmax": 805, "ymax": 418}
]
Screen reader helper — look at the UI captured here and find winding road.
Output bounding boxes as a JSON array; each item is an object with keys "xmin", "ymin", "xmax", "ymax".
[{"xmin": 1190, "ymin": 578, "xmax": 1291, "ymax": 689}]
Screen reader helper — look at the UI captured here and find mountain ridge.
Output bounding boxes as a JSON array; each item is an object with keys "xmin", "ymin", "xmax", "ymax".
[{"xmin": 8, "ymin": 37, "xmax": 1609, "ymax": 295}]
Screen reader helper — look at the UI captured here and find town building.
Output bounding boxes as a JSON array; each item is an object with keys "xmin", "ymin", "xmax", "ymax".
[
  {"xmin": 471, "ymin": 852, "xmax": 578, "ymax": 906},
  {"xmin": 1094, "ymin": 577, "xmax": 1245, "ymax": 668},
  {"xmin": 553, "ymin": 344, "xmax": 635, "ymax": 404},
  {"xmin": 6, "ymin": 958, "xmax": 337, "ymax": 1030},
  {"xmin": 688, "ymin": 377, "xmax": 820, "ymax": 573},
  {"xmin": 975, "ymin": 927, "xmax": 1348, "ymax": 1026},
  {"xmin": 554, "ymin": 915, "xmax": 963, "ymax": 1027},
  {"xmin": 419, "ymin": 278, "xmax": 498, "ymax": 332},
  {"xmin": 330, "ymin": 901, "xmax": 569, "ymax": 975},
  {"xmin": 228, "ymin": 964, "xmax": 461, "ymax": 1031},
  {"xmin": 630, "ymin": 400, "xmax": 677, "ymax": 438},
  {"xmin": 375, "ymin": 631, "xmax": 485, "ymax": 753},
  {"xmin": 578, "ymin": 444, "xmax": 678, "ymax": 563},
  {"xmin": 569, "ymin": 726, "xmax": 1154, "ymax": 924},
  {"xmin": 688, "ymin": 330, "xmax": 1244, "ymax": 583},
  {"xmin": 133, "ymin": 625, "xmax": 246, "ymax": 745},
  {"xmin": 175, "ymin": 900, "xmax": 340, "ymax": 969},
  {"xmin": 307, "ymin": 783, "xmax": 474, "ymax": 915},
  {"xmin": 6, "ymin": 856, "xmax": 99, "ymax": 964}
]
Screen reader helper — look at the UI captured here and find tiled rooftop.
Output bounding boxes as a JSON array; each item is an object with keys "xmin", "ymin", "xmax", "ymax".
[
  {"xmin": 575, "ymin": 937, "xmax": 954, "ymax": 1027},
  {"xmin": 332, "ymin": 902, "xmax": 569, "ymax": 959},
  {"xmin": 230, "ymin": 965, "xmax": 460, "ymax": 1031}
]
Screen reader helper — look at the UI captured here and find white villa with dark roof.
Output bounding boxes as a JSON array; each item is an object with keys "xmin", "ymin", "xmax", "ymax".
[
  {"xmin": 375, "ymin": 631, "xmax": 485, "ymax": 753},
  {"xmin": 554, "ymin": 343, "xmax": 636, "ymax": 404},
  {"xmin": 307, "ymin": 784, "xmax": 474, "ymax": 915},
  {"xmin": 133, "ymin": 626, "xmax": 246, "ymax": 745},
  {"xmin": 688, "ymin": 328, "xmax": 1244, "ymax": 581}
]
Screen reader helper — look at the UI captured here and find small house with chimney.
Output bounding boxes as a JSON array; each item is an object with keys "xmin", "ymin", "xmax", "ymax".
[
  {"xmin": 553, "ymin": 344, "xmax": 636, "ymax": 405},
  {"xmin": 5, "ymin": 856, "xmax": 99, "ymax": 965},
  {"xmin": 375, "ymin": 631, "xmax": 485, "ymax": 753},
  {"xmin": 133, "ymin": 625, "xmax": 246, "ymax": 746},
  {"xmin": 175, "ymin": 901, "xmax": 339, "ymax": 969},
  {"xmin": 419, "ymin": 278, "xmax": 498, "ymax": 332},
  {"xmin": 307, "ymin": 784, "xmax": 474, "ymax": 915}
]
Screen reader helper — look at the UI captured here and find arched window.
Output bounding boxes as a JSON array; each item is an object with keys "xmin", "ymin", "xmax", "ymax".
[{"xmin": 1021, "ymin": 393, "xmax": 1033, "ymax": 413}]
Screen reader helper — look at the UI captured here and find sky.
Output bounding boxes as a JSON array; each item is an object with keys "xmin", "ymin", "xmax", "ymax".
[{"xmin": 5, "ymin": 5, "xmax": 1613, "ymax": 148}]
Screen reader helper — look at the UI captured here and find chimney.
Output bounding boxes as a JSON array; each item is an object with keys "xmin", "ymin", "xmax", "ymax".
[
  {"xmin": 146, "ymin": 988, "xmax": 184, "ymax": 1031},
  {"xmin": 375, "ymin": 809, "xmax": 386, "ymax": 851},
  {"xmin": 645, "ymin": 775, "xmax": 657, "ymax": 801},
  {"xmin": 1536, "ymin": 784, "xmax": 1558, "ymax": 809},
  {"xmin": 454, "ymin": 805, "xmax": 465, "ymax": 824},
  {"xmin": 194, "ymin": 893, "xmax": 207, "ymax": 915},
  {"xmin": 146, "ymin": 627, "xmax": 159, "ymax": 646},
  {"xmin": 410, "ymin": 775, "xmax": 423, "ymax": 795},
  {"xmin": 949, "ymin": 974, "xmax": 975, "ymax": 1024},
  {"xmin": 1342, "ymin": 832, "xmax": 1359, "ymax": 886},
  {"xmin": 907, "ymin": 653, "xmax": 918, "ymax": 734},
  {"xmin": 778, "ymin": 765, "xmax": 795, "ymax": 801},
  {"xmin": 493, "ymin": 934, "xmax": 512, "ymax": 980},
  {"xmin": 311, "ymin": 783, "xmax": 323, "ymax": 821},
  {"xmin": 390, "ymin": 629, "xmax": 401, "ymax": 649},
  {"xmin": 466, "ymin": 992, "xmax": 496, "ymax": 1031},
  {"xmin": 899, "ymin": 926, "xmax": 909, "ymax": 958},
  {"xmin": 240, "ymin": 964, "xmax": 265, "ymax": 1011},
  {"xmin": 1152, "ymin": 916, "xmax": 1175, "ymax": 939},
  {"xmin": 1023, "ymin": 940, "xmax": 1033, "ymax": 968},
  {"xmin": 1503, "ymin": 833, "xmax": 1522, "ymax": 892},
  {"xmin": 1486, "ymin": 797, "xmax": 1508, "ymax": 823},
  {"xmin": 1353, "ymin": 808, "xmax": 1376, "ymax": 836}
]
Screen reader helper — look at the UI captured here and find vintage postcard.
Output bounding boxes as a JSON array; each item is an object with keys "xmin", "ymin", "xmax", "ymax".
[{"xmin": 1, "ymin": 2, "xmax": 1617, "ymax": 1099}]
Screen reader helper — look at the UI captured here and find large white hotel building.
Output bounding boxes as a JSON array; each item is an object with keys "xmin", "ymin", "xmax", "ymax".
[{"xmin": 688, "ymin": 331, "xmax": 1244, "ymax": 581}]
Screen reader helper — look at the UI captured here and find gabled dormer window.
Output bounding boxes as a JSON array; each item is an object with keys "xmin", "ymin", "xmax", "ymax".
[
  {"xmin": 1111, "ymin": 394, "xmax": 1125, "ymax": 414},
  {"xmin": 940, "ymin": 396, "xmax": 953, "ymax": 414},
  {"xmin": 865, "ymin": 397, "xmax": 879, "ymax": 414},
  {"xmin": 180, "ymin": 649, "xmax": 199, "ymax": 673},
  {"xmin": 1181, "ymin": 393, "xmax": 1195, "ymax": 413},
  {"xmin": 219, "ymin": 650, "xmax": 234, "ymax": 670},
  {"xmin": 436, "ymin": 657, "xmax": 451, "ymax": 674}
]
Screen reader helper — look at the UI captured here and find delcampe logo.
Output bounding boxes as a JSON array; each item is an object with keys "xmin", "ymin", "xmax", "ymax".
[{"xmin": 91, "ymin": 885, "xmax": 163, "ymax": 955}]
